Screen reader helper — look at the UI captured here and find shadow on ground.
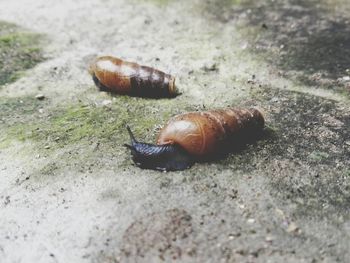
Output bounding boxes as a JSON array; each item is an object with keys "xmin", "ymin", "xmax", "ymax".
[
  {"xmin": 227, "ymin": 86, "xmax": 350, "ymax": 219},
  {"xmin": 204, "ymin": 0, "xmax": 350, "ymax": 92},
  {"xmin": 110, "ymin": 84, "xmax": 350, "ymax": 262}
]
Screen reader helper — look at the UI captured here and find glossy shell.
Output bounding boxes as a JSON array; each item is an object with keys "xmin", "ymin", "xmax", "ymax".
[
  {"xmin": 157, "ymin": 108, "xmax": 264, "ymax": 158},
  {"xmin": 89, "ymin": 56, "xmax": 177, "ymax": 98}
]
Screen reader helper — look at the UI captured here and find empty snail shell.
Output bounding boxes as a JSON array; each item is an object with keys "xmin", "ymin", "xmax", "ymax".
[
  {"xmin": 125, "ymin": 107, "xmax": 265, "ymax": 171},
  {"xmin": 89, "ymin": 56, "xmax": 178, "ymax": 98}
]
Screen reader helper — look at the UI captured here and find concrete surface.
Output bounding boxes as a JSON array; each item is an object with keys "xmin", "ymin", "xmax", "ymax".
[{"xmin": 0, "ymin": 0, "xmax": 349, "ymax": 262}]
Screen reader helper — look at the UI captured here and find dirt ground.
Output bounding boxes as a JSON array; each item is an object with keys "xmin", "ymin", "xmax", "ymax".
[{"xmin": 0, "ymin": 0, "xmax": 349, "ymax": 262}]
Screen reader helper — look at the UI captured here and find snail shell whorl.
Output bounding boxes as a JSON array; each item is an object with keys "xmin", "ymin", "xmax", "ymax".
[
  {"xmin": 157, "ymin": 108, "xmax": 265, "ymax": 158},
  {"xmin": 89, "ymin": 56, "xmax": 177, "ymax": 98}
]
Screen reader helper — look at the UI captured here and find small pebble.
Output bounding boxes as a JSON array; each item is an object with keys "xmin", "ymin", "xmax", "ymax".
[
  {"xmin": 228, "ymin": 232, "xmax": 241, "ymax": 240},
  {"xmin": 287, "ymin": 222, "xmax": 299, "ymax": 233},
  {"xmin": 265, "ymin": 236, "xmax": 274, "ymax": 242},
  {"xmin": 241, "ymin": 43, "xmax": 248, "ymax": 49},
  {"xmin": 101, "ymin": 100, "xmax": 112, "ymax": 106},
  {"xmin": 201, "ymin": 62, "xmax": 218, "ymax": 72},
  {"xmin": 35, "ymin": 94, "xmax": 45, "ymax": 100},
  {"xmin": 44, "ymin": 145, "xmax": 50, "ymax": 149},
  {"xmin": 247, "ymin": 218, "xmax": 255, "ymax": 224}
]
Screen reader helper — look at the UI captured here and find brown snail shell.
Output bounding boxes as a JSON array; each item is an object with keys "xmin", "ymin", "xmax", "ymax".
[
  {"xmin": 89, "ymin": 56, "xmax": 178, "ymax": 98},
  {"xmin": 157, "ymin": 108, "xmax": 264, "ymax": 158},
  {"xmin": 125, "ymin": 107, "xmax": 265, "ymax": 171}
]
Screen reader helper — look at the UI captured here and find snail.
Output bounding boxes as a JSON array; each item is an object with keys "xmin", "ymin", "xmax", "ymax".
[
  {"xmin": 88, "ymin": 56, "xmax": 178, "ymax": 98},
  {"xmin": 124, "ymin": 107, "xmax": 265, "ymax": 171}
]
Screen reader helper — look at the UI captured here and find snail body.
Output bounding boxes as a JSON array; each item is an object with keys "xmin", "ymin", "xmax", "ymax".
[
  {"xmin": 125, "ymin": 108, "xmax": 265, "ymax": 171},
  {"xmin": 89, "ymin": 56, "xmax": 178, "ymax": 98},
  {"xmin": 124, "ymin": 126, "xmax": 193, "ymax": 171}
]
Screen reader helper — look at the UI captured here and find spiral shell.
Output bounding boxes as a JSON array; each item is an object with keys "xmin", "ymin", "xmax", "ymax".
[
  {"xmin": 157, "ymin": 108, "xmax": 264, "ymax": 158},
  {"xmin": 89, "ymin": 56, "xmax": 178, "ymax": 98}
]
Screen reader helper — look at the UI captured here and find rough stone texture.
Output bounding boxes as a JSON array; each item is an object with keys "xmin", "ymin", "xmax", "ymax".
[
  {"xmin": 119, "ymin": 208, "xmax": 194, "ymax": 262},
  {"xmin": 0, "ymin": 0, "xmax": 349, "ymax": 262}
]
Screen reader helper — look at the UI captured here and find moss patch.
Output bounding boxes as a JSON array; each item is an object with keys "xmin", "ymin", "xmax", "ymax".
[
  {"xmin": 1, "ymin": 95, "xmax": 195, "ymax": 179},
  {"xmin": 0, "ymin": 96, "xmax": 44, "ymax": 124},
  {"xmin": 2, "ymin": 96, "xmax": 191, "ymax": 150},
  {"xmin": 140, "ymin": 0, "xmax": 174, "ymax": 6},
  {"xmin": 0, "ymin": 21, "xmax": 45, "ymax": 86},
  {"xmin": 202, "ymin": 85, "xmax": 350, "ymax": 219},
  {"xmin": 0, "ymin": 95, "xmax": 48, "ymax": 148},
  {"xmin": 251, "ymin": 87, "xmax": 350, "ymax": 218}
]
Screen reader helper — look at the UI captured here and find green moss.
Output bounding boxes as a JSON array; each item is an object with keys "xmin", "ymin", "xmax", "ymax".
[
  {"xmin": 0, "ymin": 96, "xmax": 43, "ymax": 121},
  {"xmin": 44, "ymin": 105, "xmax": 129, "ymax": 147},
  {"xmin": 309, "ymin": 151, "xmax": 330, "ymax": 161},
  {"xmin": 0, "ymin": 96, "xmax": 46, "ymax": 148},
  {"xmin": 0, "ymin": 95, "xmax": 46, "ymax": 148},
  {"xmin": 222, "ymin": 0, "xmax": 249, "ymax": 5},
  {"xmin": 140, "ymin": 0, "xmax": 173, "ymax": 6},
  {"xmin": 2, "ymin": 96, "xmax": 190, "ymax": 151},
  {"xmin": 1, "ymin": 94, "xmax": 193, "ymax": 178},
  {"xmin": 39, "ymin": 162, "xmax": 60, "ymax": 177},
  {"xmin": 0, "ymin": 21, "xmax": 45, "ymax": 86}
]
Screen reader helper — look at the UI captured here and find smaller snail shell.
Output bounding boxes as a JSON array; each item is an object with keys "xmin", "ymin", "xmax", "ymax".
[{"xmin": 89, "ymin": 56, "xmax": 178, "ymax": 98}]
